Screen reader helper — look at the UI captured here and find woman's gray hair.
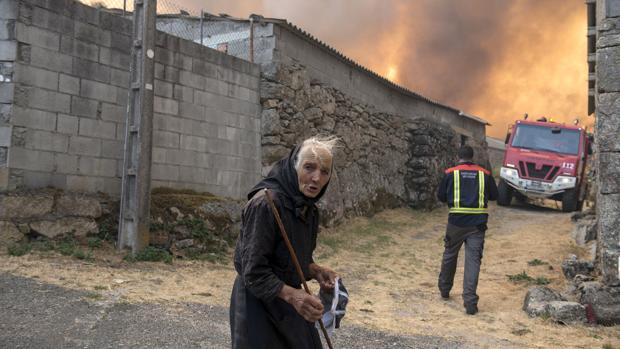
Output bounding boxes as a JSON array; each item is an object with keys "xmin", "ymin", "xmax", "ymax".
[{"xmin": 294, "ymin": 136, "xmax": 340, "ymax": 171}]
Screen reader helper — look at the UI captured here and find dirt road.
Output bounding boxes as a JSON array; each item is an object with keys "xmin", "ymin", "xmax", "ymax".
[{"xmin": 1, "ymin": 203, "xmax": 618, "ymax": 348}]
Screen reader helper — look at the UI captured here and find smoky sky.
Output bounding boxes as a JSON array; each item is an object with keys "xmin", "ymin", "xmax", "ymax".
[
  {"xmin": 161, "ymin": 0, "xmax": 587, "ymax": 137},
  {"xmin": 395, "ymin": 1, "xmax": 513, "ymax": 108}
]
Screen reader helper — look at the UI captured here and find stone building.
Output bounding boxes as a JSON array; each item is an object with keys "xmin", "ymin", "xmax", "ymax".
[{"xmin": 583, "ymin": 0, "xmax": 620, "ymax": 325}]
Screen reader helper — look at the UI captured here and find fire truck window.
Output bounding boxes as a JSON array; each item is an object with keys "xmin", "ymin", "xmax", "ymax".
[{"xmin": 511, "ymin": 124, "xmax": 580, "ymax": 155}]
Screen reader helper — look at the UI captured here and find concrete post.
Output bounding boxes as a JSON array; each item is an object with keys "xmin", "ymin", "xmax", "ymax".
[{"xmin": 118, "ymin": 0, "xmax": 157, "ymax": 253}]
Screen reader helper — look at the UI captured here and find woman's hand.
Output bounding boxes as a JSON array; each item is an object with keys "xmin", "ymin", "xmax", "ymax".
[
  {"xmin": 279, "ymin": 285, "xmax": 324, "ymax": 322},
  {"xmin": 310, "ymin": 264, "xmax": 338, "ymax": 291}
]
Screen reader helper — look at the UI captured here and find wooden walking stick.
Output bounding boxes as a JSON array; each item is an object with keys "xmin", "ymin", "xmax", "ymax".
[{"xmin": 263, "ymin": 189, "xmax": 335, "ymax": 349}]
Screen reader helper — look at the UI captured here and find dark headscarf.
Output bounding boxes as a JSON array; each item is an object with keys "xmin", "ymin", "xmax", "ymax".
[{"xmin": 247, "ymin": 144, "xmax": 331, "ymax": 217}]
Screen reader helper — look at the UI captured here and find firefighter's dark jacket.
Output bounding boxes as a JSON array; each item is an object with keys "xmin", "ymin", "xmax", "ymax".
[{"xmin": 437, "ymin": 161, "xmax": 499, "ymax": 228}]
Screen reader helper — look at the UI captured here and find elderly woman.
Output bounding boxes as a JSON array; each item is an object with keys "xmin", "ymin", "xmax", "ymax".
[{"xmin": 230, "ymin": 137, "xmax": 338, "ymax": 349}]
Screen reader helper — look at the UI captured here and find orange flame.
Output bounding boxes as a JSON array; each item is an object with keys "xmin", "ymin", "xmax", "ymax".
[{"xmin": 386, "ymin": 66, "xmax": 398, "ymax": 82}]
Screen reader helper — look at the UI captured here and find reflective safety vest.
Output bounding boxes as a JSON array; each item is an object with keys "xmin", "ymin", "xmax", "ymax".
[{"xmin": 445, "ymin": 164, "xmax": 490, "ymax": 214}]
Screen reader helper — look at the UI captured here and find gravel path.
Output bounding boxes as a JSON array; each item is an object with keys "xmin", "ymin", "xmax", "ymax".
[{"xmin": 1, "ymin": 273, "xmax": 466, "ymax": 349}]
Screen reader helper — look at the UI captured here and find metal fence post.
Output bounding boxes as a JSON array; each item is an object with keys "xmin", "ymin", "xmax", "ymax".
[
  {"xmin": 249, "ymin": 17, "xmax": 254, "ymax": 63},
  {"xmin": 118, "ymin": 0, "xmax": 157, "ymax": 253},
  {"xmin": 200, "ymin": 10, "xmax": 204, "ymax": 46}
]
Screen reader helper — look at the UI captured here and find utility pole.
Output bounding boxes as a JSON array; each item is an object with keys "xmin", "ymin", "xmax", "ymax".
[{"xmin": 118, "ymin": 0, "xmax": 157, "ymax": 253}]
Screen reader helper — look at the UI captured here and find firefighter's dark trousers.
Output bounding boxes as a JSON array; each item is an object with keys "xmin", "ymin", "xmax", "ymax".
[{"xmin": 438, "ymin": 223, "xmax": 485, "ymax": 306}]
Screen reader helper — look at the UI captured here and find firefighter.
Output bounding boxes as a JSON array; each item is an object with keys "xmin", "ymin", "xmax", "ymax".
[{"xmin": 437, "ymin": 145, "xmax": 498, "ymax": 315}]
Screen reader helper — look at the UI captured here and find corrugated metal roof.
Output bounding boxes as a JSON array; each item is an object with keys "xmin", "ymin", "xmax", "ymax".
[
  {"xmin": 459, "ymin": 111, "xmax": 491, "ymax": 126},
  {"xmin": 486, "ymin": 136, "xmax": 506, "ymax": 150}
]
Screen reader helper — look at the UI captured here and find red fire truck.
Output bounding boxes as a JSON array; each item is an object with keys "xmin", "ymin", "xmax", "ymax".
[{"xmin": 497, "ymin": 117, "xmax": 592, "ymax": 212}]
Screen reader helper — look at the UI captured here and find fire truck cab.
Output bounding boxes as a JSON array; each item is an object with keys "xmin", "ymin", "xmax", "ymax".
[{"xmin": 498, "ymin": 117, "xmax": 592, "ymax": 212}]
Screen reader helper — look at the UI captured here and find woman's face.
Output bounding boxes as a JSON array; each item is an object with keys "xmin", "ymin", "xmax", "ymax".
[{"xmin": 297, "ymin": 148, "xmax": 332, "ymax": 198}]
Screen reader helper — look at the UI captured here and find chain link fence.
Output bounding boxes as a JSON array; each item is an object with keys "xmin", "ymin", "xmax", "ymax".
[{"xmin": 79, "ymin": 0, "xmax": 256, "ymax": 62}]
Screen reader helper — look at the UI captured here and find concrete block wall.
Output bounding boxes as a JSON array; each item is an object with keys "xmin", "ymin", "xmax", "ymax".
[
  {"xmin": 0, "ymin": 0, "xmax": 261, "ymax": 199},
  {"xmin": 151, "ymin": 31, "xmax": 261, "ymax": 198},
  {"xmin": 0, "ymin": 0, "xmax": 134, "ymax": 195},
  {"xmin": 0, "ymin": 0, "xmax": 17, "ymax": 189}
]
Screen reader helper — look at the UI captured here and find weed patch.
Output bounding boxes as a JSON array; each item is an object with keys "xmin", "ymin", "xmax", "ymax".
[
  {"xmin": 507, "ymin": 271, "xmax": 533, "ymax": 283},
  {"xmin": 56, "ymin": 236, "xmax": 78, "ymax": 256},
  {"xmin": 507, "ymin": 271, "xmax": 550, "ymax": 285},
  {"xmin": 527, "ymin": 259, "xmax": 548, "ymax": 266},
  {"xmin": 87, "ymin": 237, "xmax": 103, "ymax": 249},
  {"xmin": 27, "ymin": 235, "xmax": 96, "ymax": 262},
  {"xmin": 7, "ymin": 243, "xmax": 32, "ymax": 256},
  {"xmin": 72, "ymin": 249, "xmax": 93, "ymax": 261},
  {"xmin": 125, "ymin": 247, "xmax": 172, "ymax": 264},
  {"xmin": 533, "ymin": 276, "xmax": 550, "ymax": 285}
]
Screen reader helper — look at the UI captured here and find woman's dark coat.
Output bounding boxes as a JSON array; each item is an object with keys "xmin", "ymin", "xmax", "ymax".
[{"xmin": 230, "ymin": 145, "xmax": 329, "ymax": 349}]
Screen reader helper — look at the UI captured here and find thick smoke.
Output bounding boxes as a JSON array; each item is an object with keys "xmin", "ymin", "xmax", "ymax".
[{"xmin": 174, "ymin": 0, "xmax": 588, "ymax": 137}]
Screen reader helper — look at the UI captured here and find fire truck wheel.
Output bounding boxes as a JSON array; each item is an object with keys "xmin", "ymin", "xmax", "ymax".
[
  {"xmin": 514, "ymin": 191, "xmax": 527, "ymax": 204},
  {"xmin": 497, "ymin": 179, "xmax": 513, "ymax": 206},
  {"xmin": 561, "ymin": 188, "xmax": 579, "ymax": 212}
]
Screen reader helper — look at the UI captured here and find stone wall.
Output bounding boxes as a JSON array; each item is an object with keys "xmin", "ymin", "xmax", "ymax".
[
  {"xmin": 595, "ymin": 0, "xmax": 620, "ymax": 286},
  {"xmin": 486, "ymin": 136, "xmax": 506, "ymax": 173},
  {"xmin": 260, "ymin": 62, "xmax": 483, "ymax": 224},
  {"xmin": 0, "ymin": 189, "xmax": 103, "ymax": 248},
  {"xmin": 0, "ymin": 188, "xmax": 245, "ymax": 262},
  {"xmin": 0, "ymin": 0, "xmax": 262, "ymax": 199}
]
